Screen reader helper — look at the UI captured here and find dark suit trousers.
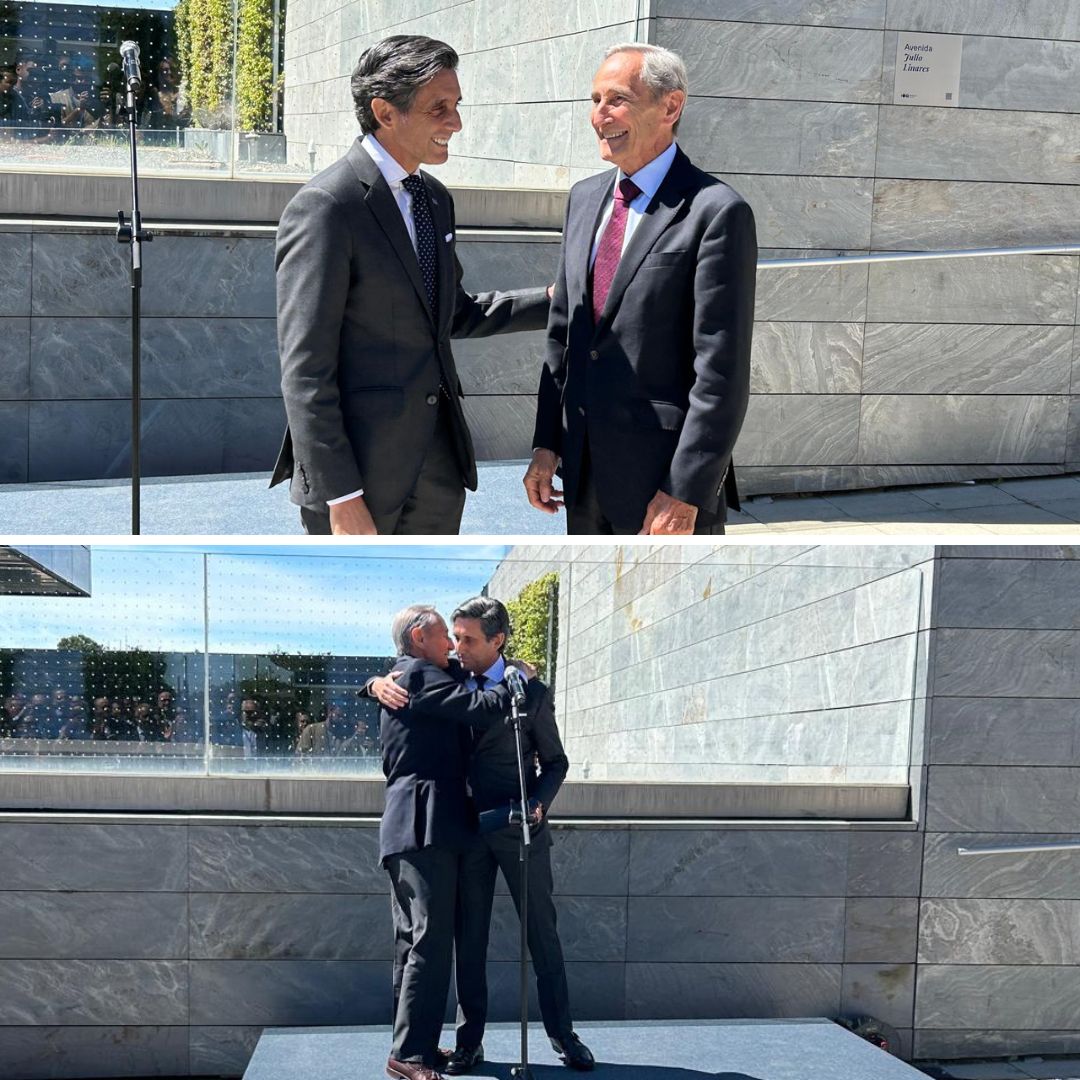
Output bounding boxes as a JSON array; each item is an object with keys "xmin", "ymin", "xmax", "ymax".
[
  {"xmin": 454, "ymin": 831, "xmax": 572, "ymax": 1047},
  {"xmin": 566, "ymin": 436, "xmax": 726, "ymax": 535},
  {"xmin": 387, "ymin": 846, "xmax": 458, "ymax": 1064},
  {"xmin": 301, "ymin": 399, "xmax": 467, "ymax": 535}
]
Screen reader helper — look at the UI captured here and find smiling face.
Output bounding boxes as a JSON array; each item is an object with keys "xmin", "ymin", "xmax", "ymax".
[
  {"xmin": 590, "ymin": 50, "xmax": 685, "ymax": 176},
  {"xmin": 372, "ymin": 66, "xmax": 462, "ymax": 174},
  {"xmin": 452, "ymin": 617, "xmax": 503, "ymax": 677},
  {"xmin": 411, "ymin": 615, "xmax": 454, "ymax": 669}
]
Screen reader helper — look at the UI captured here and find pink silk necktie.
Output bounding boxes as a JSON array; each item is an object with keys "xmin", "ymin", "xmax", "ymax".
[{"xmin": 591, "ymin": 177, "xmax": 642, "ymax": 323}]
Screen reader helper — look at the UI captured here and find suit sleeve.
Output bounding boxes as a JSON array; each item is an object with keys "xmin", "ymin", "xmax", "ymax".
[
  {"xmin": 531, "ymin": 193, "xmax": 571, "ymax": 456},
  {"xmin": 447, "ymin": 192, "xmax": 551, "ymax": 339},
  {"xmin": 662, "ymin": 197, "xmax": 757, "ymax": 509},
  {"xmin": 276, "ymin": 186, "xmax": 364, "ymax": 504},
  {"xmin": 404, "ymin": 664, "xmax": 509, "ymax": 731},
  {"xmin": 529, "ymin": 685, "xmax": 569, "ymax": 809}
]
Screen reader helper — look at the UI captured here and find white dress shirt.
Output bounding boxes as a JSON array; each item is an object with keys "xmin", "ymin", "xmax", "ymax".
[
  {"xmin": 465, "ymin": 654, "xmax": 506, "ymax": 690},
  {"xmin": 327, "ymin": 133, "xmax": 425, "ymax": 508},
  {"xmin": 589, "ymin": 140, "xmax": 679, "ymax": 269}
]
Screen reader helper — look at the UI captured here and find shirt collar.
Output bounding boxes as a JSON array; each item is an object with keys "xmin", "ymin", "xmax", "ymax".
[
  {"xmin": 361, "ymin": 132, "xmax": 413, "ymax": 187},
  {"xmin": 618, "ymin": 140, "xmax": 678, "ymax": 202},
  {"xmin": 480, "ymin": 655, "xmax": 506, "ymax": 684}
]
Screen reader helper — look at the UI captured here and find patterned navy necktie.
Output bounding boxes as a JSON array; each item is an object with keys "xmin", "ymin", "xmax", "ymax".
[{"xmin": 401, "ymin": 173, "xmax": 439, "ymax": 315}]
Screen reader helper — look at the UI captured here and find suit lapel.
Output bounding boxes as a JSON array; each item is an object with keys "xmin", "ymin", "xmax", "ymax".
[
  {"xmin": 569, "ymin": 171, "xmax": 615, "ymax": 312},
  {"xmin": 347, "ymin": 141, "xmax": 435, "ymax": 327},
  {"xmin": 595, "ymin": 147, "xmax": 693, "ymax": 333}
]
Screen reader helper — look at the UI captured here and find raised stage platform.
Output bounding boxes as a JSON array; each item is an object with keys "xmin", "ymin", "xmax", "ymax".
[{"xmin": 243, "ymin": 1019, "xmax": 926, "ymax": 1080}]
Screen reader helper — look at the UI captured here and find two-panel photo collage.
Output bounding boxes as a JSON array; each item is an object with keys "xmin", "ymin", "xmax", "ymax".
[{"xmin": 3, "ymin": 7, "xmax": 1080, "ymax": 1080}]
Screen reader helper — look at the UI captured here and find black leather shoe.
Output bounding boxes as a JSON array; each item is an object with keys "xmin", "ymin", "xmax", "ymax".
[
  {"xmin": 445, "ymin": 1045, "xmax": 484, "ymax": 1075},
  {"xmin": 551, "ymin": 1033, "xmax": 595, "ymax": 1071}
]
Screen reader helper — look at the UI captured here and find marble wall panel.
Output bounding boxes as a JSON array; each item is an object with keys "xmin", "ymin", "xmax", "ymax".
[
  {"xmin": 627, "ymin": 897, "xmax": 846, "ymax": 962},
  {"xmin": 915, "ymin": 1029, "xmax": 1080, "ymax": 1061},
  {"xmin": 933, "ymin": 628, "xmax": 1080, "ymax": 698},
  {"xmin": 927, "ymin": 766, "xmax": 1080, "ymax": 833},
  {"xmin": 456, "ymin": 102, "xmax": 574, "ymax": 170},
  {"xmin": 189, "ymin": 1026, "xmax": 261, "ymax": 1077},
  {"xmin": 847, "ymin": 831, "xmax": 924, "ymax": 898},
  {"xmin": 31, "ymin": 234, "xmax": 131, "ymax": 318},
  {"xmin": 0, "ymin": 893, "xmax": 188, "ymax": 960},
  {"xmin": 189, "ymin": 894, "xmax": 392, "ymax": 959},
  {"xmin": 0, "ymin": 234, "xmax": 33, "ymax": 316},
  {"xmin": 485, "ymin": 895, "xmax": 626, "ymax": 962},
  {"xmin": 0, "ymin": 960, "xmax": 187, "ymax": 1025},
  {"xmin": 141, "ymin": 319, "xmax": 280, "ymax": 398},
  {"xmin": 461, "ymin": 394, "xmax": 536, "ymax": 461},
  {"xmin": 470, "ymin": 0, "xmax": 638, "ymax": 50},
  {"xmin": 954, "ymin": 35, "xmax": 1080, "ymax": 114},
  {"xmin": 27, "ymin": 400, "xmax": 130, "ymax": 481},
  {"xmin": 455, "ymin": 333, "xmax": 548, "ymax": 396},
  {"xmin": 751, "ymin": 321, "xmax": 863, "ymax": 394},
  {"xmin": 884, "ymin": 0, "xmax": 1080, "ymax": 40},
  {"xmin": 30, "ymin": 319, "xmax": 129, "ymax": 399},
  {"xmin": 456, "ymin": 241, "xmax": 561, "ymax": 295},
  {"xmin": 624, "ymin": 961, "xmax": 843, "ymax": 1019},
  {"xmin": 1067, "ymin": 395, "xmax": 1080, "ymax": 466},
  {"xmin": 714, "ymin": 174, "xmax": 875, "ymax": 249},
  {"xmin": 0, "ymin": 1026, "xmax": 189, "ymax": 1080},
  {"xmin": 477, "ymin": 960, "xmax": 626, "ymax": 1023},
  {"xmin": 866, "ymin": 256, "xmax": 1077, "ymax": 325},
  {"xmin": 872, "ymin": 180, "xmax": 1080, "ymax": 250},
  {"xmin": 188, "ymin": 824, "xmax": 385, "ymax": 893},
  {"xmin": 845, "ymin": 898, "xmax": 919, "ymax": 962},
  {"xmin": 840, "ymin": 963, "xmax": 915, "ymax": 1031},
  {"xmin": 654, "ymin": 0, "xmax": 886, "ymax": 26},
  {"xmin": 916, "ymin": 964, "xmax": 1080, "ymax": 1030},
  {"xmin": 188, "ymin": 959, "xmax": 389, "ymax": 1025},
  {"xmin": 663, "ymin": 19, "xmax": 883, "ymax": 102},
  {"xmin": 862, "ymin": 324, "xmax": 1073, "ymax": 396},
  {"xmin": 739, "ymin": 394, "xmax": 861, "ymax": 466},
  {"xmin": 678, "ymin": 99, "xmax": 878, "ymax": 177},
  {"xmin": 922, "ymin": 832, "xmax": 1080, "ymax": 900},
  {"xmin": 755, "ymin": 261, "xmax": 869, "ymax": 323},
  {"xmin": 919, "ymin": 898, "xmax": 1080, "ymax": 965},
  {"xmin": 0, "ymin": 317, "xmax": 31, "ymax": 399},
  {"xmin": 876, "ymin": 106, "xmax": 1080, "ymax": 185},
  {"xmin": 936, "ymin": 558, "xmax": 1080, "ymax": 630},
  {"xmin": 929, "ymin": 697, "xmax": 1080, "ymax": 766},
  {"xmin": 0, "ymin": 823, "xmax": 187, "ymax": 892},
  {"xmin": 858, "ymin": 395, "xmax": 1068, "ymax": 465},
  {"xmin": 142, "ymin": 237, "xmax": 276, "ymax": 319}
]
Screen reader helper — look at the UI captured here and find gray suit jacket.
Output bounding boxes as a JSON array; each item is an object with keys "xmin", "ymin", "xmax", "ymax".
[
  {"xmin": 271, "ymin": 138, "xmax": 549, "ymax": 514},
  {"xmin": 533, "ymin": 146, "xmax": 756, "ymax": 529}
]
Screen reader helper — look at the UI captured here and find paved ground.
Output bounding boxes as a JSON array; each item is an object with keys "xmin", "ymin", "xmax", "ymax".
[{"xmin": 3, "ymin": 464, "xmax": 1080, "ymax": 536}]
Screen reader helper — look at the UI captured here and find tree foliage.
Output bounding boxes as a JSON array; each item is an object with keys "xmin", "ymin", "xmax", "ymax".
[{"xmin": 505, "ymin": 573, "xmax": 559, "ymax": 684}]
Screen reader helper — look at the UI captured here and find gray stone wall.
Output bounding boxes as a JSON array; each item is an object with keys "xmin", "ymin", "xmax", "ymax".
[
  {"xmin": 0, "ymin": 814, "xmax": 923, "ymax": 1078},
  {"xmin": 489, "ymin": 544, "xmax": 934, "ymax": 786}
]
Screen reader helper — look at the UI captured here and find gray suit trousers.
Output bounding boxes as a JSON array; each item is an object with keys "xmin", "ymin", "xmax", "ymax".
[
  {"xmin": 454, "ymin": 831, "xmax": 572, "ymax": 1047},
  {"xmin": 387, "ymin": 846, "xmax": 458, "ymax": 1064}
]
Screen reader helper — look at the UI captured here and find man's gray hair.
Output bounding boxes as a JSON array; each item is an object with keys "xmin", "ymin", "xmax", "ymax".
[
  {"xmin": 603, "ymin": 42, "xmax": 688, "ymax": 133},
  {"xmin": 351, "ymin": 34, "xmax": 459, "ymax": 135},
  {"xmin": 452, "ymin": 596, "xmax": 511, "ymax": 649},
  {"xmin": 391, "ymin": 604, "xmax": 443, "ymax": 656}
]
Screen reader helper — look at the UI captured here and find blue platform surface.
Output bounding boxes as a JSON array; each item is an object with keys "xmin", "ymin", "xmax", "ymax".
[{"xmin": 243, "ymin": 1019, "xmax": 926, "ymax": 1080}]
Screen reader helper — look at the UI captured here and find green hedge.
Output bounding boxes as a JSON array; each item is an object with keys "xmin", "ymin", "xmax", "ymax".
[{"xmin": 505, "ymin": 572, "xmax": 559, "ymax": 685}]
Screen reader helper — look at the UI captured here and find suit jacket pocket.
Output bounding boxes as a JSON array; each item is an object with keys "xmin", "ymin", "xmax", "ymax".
[
  {"xmin": 340, "ymin": 387, "xmax": 405, "ymax": 420},
  {"xmin": 639, "ymin": 249, "xmax": 689, "ymax": 268},
  {"xmin": 636, "ymin": 399, "xmax": 687, "ymax": 431}
]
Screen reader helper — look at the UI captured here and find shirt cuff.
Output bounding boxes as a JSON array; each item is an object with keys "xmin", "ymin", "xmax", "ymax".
[{"xmin": 326, "ymin": 488, "xmax": 364, "ymax": 506}]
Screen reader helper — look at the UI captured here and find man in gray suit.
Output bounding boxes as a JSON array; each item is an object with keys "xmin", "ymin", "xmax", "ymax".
[
  {"xmin": 523, "ymin": 43, "xmax": 757, "ymax": 535},
  {"xmin": 272, "ymin": 35, "xmax": 550, "ymax": 535}
]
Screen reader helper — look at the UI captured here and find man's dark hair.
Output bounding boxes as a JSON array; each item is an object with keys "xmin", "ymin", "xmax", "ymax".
[
  {"xmin": 350, "ymin": 34, "xmax": 458, "ymax": 135},
  {"xmin": 452, "ymin": 596, "xmax": 510, "ymax": 651}
]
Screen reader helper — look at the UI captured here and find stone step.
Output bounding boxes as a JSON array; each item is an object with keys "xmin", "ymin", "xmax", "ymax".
[{"xmin": 244, "ymin": 1019, "xmax": 926, "ymax": 1080}]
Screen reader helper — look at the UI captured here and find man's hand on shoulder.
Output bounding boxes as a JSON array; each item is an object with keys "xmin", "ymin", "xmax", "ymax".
[
  {"xmin": 523, "ymin": 449, "xmax": 563, "ymax": 514},
  {"xmin": 506, "ymin": 658, "xmax": 537, "ymax": 680},
  {"xmin": 370, "ymin": 671, "xmax": 409, "ymax": 710},
  {"xmin": 328, "ymin": 493, "xmax": 377, "ymax": 535},
  {"xmin": 639, "ymin": 490, "xmax": 698, "ymax": 535}
]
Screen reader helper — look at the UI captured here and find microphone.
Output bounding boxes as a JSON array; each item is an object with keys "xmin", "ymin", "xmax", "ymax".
[
  {"xmin": 120, "ymin": 41, "xmax": 142, "ymax": 93},
  {"xmin": 504, "ymin": 666, "xmax": 528, "ymax": 707}
]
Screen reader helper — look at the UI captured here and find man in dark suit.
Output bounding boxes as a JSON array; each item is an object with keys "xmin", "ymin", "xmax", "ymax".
[
  {"xmin": 370, "ymin": 597, "xmax": 594, "ymax": 1073},
  {"xmin": 524, "ymin": 43, "xmax": 757, "ymax": 535},
  {"xmin": 378, "ymin": 604, "xmax": 512, "ymax": 1080},
  {"xmin": 272, "ymin": 35, "xmax": 550, "ymax": 535}
]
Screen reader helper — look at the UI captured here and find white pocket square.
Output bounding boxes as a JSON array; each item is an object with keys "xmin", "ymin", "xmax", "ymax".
[{"xmin": 444, "ymin": 232, "xmax": 453, "ymax": 242}]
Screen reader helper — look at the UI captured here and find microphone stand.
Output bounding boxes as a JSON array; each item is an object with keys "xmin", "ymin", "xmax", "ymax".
[
  {"xmin": 116, "ymin": 74, "xmax": 152, "ymax": 534},
  {"xmin": 508, "ymin": 682, "xmax": 532, "ymax": 1080}
]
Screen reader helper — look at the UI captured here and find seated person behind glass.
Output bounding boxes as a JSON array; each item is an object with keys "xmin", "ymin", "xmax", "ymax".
[
  {"xmin": 0, "ymin": 67, "xmax": 20, "ymax": 130},
  {"xmin": 142, "ymin": 59, "xmax": 189, "ymax": 130}
]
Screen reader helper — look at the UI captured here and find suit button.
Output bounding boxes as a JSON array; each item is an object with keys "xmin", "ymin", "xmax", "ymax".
[
  {"xmin": 578, "ymin": 406, "xmax": 585, "ymax": 416},
  {"xmin": 426, "ymin": 393, "xmax": 438, "ymax": 406},
  {"xmin": 589, "ymin": 349, "xmax": 599, "ymax": 360}
]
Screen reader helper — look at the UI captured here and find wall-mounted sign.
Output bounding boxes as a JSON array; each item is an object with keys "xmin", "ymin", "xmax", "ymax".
[{"xmin": 893, "ymin": 31, "xmax": 963, "ymax": 107}]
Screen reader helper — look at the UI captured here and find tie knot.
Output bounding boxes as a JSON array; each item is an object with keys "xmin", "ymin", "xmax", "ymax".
[
  {"xmin": 402, "ymin": 174, "xmax": 426, "ymax": 195},
  {"xmin": 474, "ymin": 674, "xmax": 487, "ymax": 690},
  {"xmin": 617, "ymin": 177, "xmax": 641, "ymax": 204}
]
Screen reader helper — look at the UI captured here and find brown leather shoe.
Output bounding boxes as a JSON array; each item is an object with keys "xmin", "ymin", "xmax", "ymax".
[{"xmin": 386, "ymin": 1056, "xmax": 445, "ymax": 1080}]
